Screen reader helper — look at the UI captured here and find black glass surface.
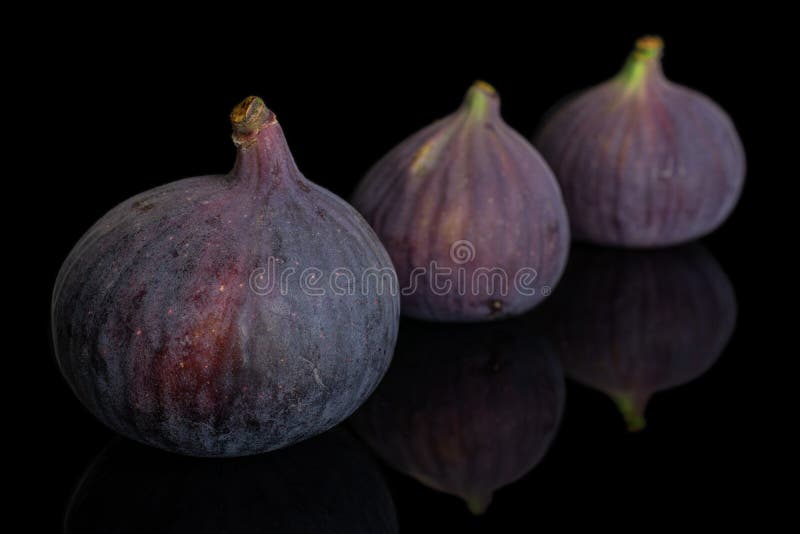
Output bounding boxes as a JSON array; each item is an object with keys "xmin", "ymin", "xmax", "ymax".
[{"xmin": 28, "ymin": 20, "xmax": 769, "ymax": 532}]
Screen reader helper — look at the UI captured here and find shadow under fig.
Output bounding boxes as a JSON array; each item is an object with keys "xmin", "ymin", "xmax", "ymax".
[{"xmin": 64, "ymin": 427, "xmax": 397, "ymax": 534}]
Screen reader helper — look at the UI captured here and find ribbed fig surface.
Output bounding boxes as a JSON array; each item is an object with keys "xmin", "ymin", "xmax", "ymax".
[
  {"xmin": 352, "ymin": 82, "xmax": 570, "ymax": 322},
  {"xmin": 545, "ymin": 244, "xmax": 736, "ymax": 431},
  {"xmin": 535, "ymin": 37, "xmax": 745, "ymax": 247},
  {"xmin": 65, "ymin": 429, "xmax": 398, "ymax": 533},
  {"xmin": 52, "ymin": 97, "xmax": 400, "ymax": 456},
  {"xmin": 350, "ymin": 316, "xmax": 565, "ymax": 513}
]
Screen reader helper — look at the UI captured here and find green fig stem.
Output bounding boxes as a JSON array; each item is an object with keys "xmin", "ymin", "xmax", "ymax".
[
  {"xmin": 465, "ymin": 492, "xmax": 493, "ymax": 515},
  {"xmin": 463, "ymin": 80, "xmax": 498, "ymax": 119},
  {"xmin": 616, "ymin": 36, "xmax": 664, "ymax": 90},
  {"xmin": 611, "ymin": 392, "xmax": 648, "ymax": 432},
  {"xmin": 231, "ymin": 96, "xmax": 277, "ymax": 147}
]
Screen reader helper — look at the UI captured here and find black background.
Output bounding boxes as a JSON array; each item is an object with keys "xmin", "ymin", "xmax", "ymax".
[{"xmin": 27, "ymin": 18, "xmax": 774, "ymax": 532}]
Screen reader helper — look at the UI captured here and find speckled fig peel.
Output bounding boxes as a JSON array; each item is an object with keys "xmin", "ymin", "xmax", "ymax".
[
  {"xmin": 352, "ymin": 81, "xmax": 570, "ymax": 322},
  {"xmin": 52, "ymin": 96, "xmax": 400, "ymax": 457},
  {"xmin": 535, "ymin": 36, "xmax": 745, "ymax": 248}
]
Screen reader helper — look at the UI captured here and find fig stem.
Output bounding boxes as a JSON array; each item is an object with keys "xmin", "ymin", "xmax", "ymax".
[
  {"xmin": 463, "ymin": 80, "xmax": 497, "ymax": 118},
  {"xmin": 633, "ymin": 35, "xmax": 663, "ymax": 59},
  {"xmin": 465, "ymin": 492, "xmax": 492, "ymax": 515},
  {"xmin": 616, "ymin": 36, "xmax": 664, "ymax": 90},
  {"xmin": 611, "ymin": 392, "xmax": 647, "ymax": 432},
  {"xmin": 231, "ymin": 96, "xmax": 276, "ymax": 147}
]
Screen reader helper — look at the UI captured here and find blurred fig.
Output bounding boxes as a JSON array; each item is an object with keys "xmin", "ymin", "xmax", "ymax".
[
  {"xmin": 353, "ymin": 81, "xmax": 570, "ymax": 322},
  {"xmin": 545, "ymin": 244, "xmax": 736, "ymax": 431},
  {"xmin": 350, "ymin": 316, "xmax": 565, "ymax": 513},
  {"xmin": 535, "ymin": 37, "xmax": 745, "ymax": 247}
]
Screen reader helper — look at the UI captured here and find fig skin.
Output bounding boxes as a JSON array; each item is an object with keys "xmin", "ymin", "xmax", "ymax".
[
  {"xmin": 545, "ymin": 243, "xmax": 736, "ymax": 431},
  {"xmin": 535, "ymin": 36, "xmax": 746, "ymax": 248},
  {"xmin": 64, "ymin": 428, "xmax": 398, "ymax": 533},
  {"xmin": 352, "ymin": 82, "xmax": 570, "ymax": 322},
  {"xmin": 51, "ymin": 97, "xmax": 400, "ymax": 457},
  {"xmin": 350, "ymin": 316, "xmax": 565, "ymax": 514}
]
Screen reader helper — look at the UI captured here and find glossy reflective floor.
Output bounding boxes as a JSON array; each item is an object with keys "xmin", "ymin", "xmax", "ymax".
[{"xmin": 59, "ymin": 242, "xmax": 748, "ymax": 532}]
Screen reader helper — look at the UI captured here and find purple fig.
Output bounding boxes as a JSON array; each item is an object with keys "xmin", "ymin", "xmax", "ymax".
[
  {"xmin": 535, "ymin": 37, "xmax": 745, "ymax": 247},
  {"xmin": 545, "ymin": 244, "xmax": 736, "ymax": 431},
  {"xmin": 350, "ymin": 317, "xmax": 565, "ymax": 514},
  {"xmin": 52, "ymin": 96, "xmax": 400, "ymax": 457},
  {"xmin": 65, "ymin": 429, "xmax": 398, "ymax": 533},
  {"xmin": 352, "ymin": 82, "xmax": 570, "ymax": 322}
]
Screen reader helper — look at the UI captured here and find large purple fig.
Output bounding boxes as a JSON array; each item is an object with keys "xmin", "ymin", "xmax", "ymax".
[
  {"xmin": 545, "ymin": 244, "xmax": 736, "ymax": 431},
  {"xmin": 352, "ymin": 82, "xmax": 570, "ymax": 322},
  {"xmin": 65, "ymin": 429, "xmax": 398, "ymax": 533},
  {"xmin": 535, "ymin": 37, "xmax": 745, "ymax": 247},
  {"xmin": 52, "ymin": 96, "xmax": 400, "ymax": 457},
  {"xmin": 350, "ymin": 317, "xmax": 565, "ymax": 514}
]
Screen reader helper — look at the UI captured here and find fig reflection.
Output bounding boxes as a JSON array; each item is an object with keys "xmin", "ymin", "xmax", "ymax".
[
  {"xmin": 350, "ymin": 317, "xmax": 565, "ymax": 514},
  {"xmin": 64, "ymin": 428, "xmax": 397, "ymax": 533},
  {"xmin": 545, "ymin": 243, "xmax": 736, "ymax": 431}
]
